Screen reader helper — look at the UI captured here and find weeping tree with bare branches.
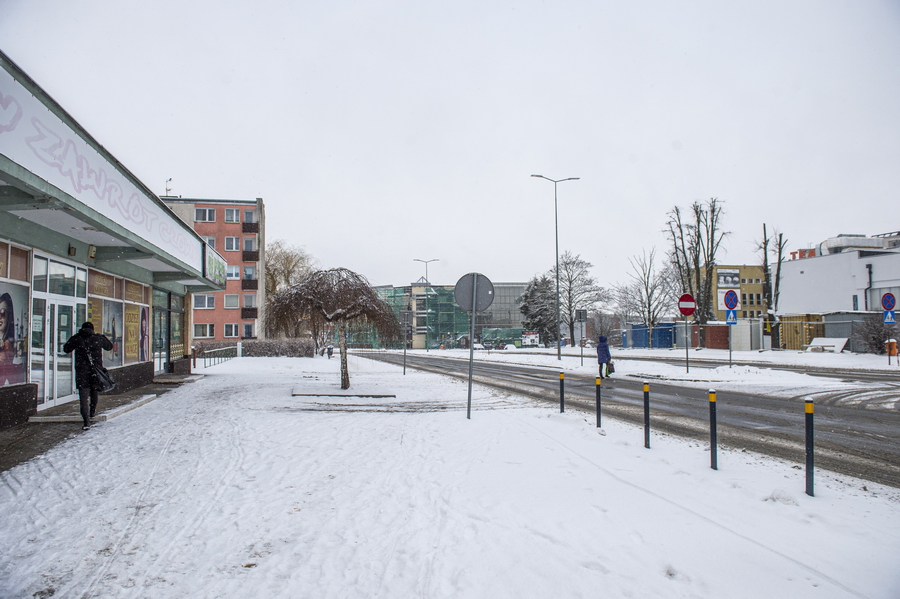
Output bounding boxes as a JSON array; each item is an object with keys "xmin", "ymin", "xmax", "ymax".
[{"xmin": 267, "ymin": 268, "xmax": 401, "ymax": 388}]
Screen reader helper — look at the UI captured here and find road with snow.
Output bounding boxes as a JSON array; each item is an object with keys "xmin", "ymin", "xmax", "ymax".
[{"xmin": 358, "ymin": 351, "xmax": 900, "ymax": 488}]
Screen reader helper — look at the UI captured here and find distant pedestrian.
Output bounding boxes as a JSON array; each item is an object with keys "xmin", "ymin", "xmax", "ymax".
[
  {"xmin": 597, "ymin": 335, "xmax": 612, "ymax": 379},
  {"xmin": 63, "ymin": 322, "xmax": 113, "ymax": 430},
  {"xmin": 327, "ymin": 345, "xmax": 334, "ymax": 359}
]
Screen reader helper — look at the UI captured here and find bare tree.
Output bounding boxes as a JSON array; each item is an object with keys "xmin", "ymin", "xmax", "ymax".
[
  {"xmin": 267, "ymin": 268, "xmax": 401, "ymax": 388},
  {"xmin": 551, "ymin": 251, "xmax": 607, "ymax": 344},
  {"xmin": 757, "ymin": 224, "xmax": 788, "ymax": 348},
  {"xmin": 666, "ymin": 198, "xmax": 728, "ymax": 330},
  {"xmin": 264, "ymin": 240, "xmax": 317, "ymax": 338},
  {"xmin": 627, "ymin": 248, "xmax": 675, "ymax": 330}
]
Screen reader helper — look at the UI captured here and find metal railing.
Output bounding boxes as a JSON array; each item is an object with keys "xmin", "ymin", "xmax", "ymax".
[{"xmin": 202, "ymin": 345, "xmax": 238, "ymax": 368}]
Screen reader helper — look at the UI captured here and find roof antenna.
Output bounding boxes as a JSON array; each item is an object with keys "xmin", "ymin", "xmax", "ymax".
[{"xmin": 165, "ymin": 178, "xmax": 172, "ymax": 196}]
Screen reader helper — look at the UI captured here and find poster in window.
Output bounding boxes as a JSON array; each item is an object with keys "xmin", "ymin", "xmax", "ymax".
[
  {"xmin": 102, "ymin": 300, "xmax": 123, "ymax": 368},
  {"xmin": 124, "ymin": 303, "xmax": 140, "ymax": 364},
  {"xmin": 0, "ymin": 282, "xmax": 28, "ymax": 385}
]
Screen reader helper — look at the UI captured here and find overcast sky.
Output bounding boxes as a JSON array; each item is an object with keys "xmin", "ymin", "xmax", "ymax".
[{"xmin": 1, "ymin": 0, "xmax": 898, "ymax": 289}]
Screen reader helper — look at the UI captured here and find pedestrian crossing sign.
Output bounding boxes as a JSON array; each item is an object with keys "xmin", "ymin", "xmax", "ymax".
[
  {"xmin": 726, "ymin": 309, "xmax": 737, "ymax": 324},
  {"xmin": 885, "ymin": 311, "xmax": 896, "ymax": 325}
]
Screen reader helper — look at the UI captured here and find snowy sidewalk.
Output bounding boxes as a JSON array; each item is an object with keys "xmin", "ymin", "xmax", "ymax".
[{"xmin": 2, "ymin": 355, "xmax": 898, "ymax": 598}]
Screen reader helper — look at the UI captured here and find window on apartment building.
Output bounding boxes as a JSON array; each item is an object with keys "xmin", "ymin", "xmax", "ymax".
[
  {"xmin": 224, "ymin": 323, "xmax": 240, "ymax": 338},
  {"xmin": 243, "ymin": 323, "xmax": 255, "ymax": 338},
  {"xmin": 194, "ymin": 324, "xmax": 215, "ymax": 338},
  {"xmin": 203, "ymin": 236, "xmax": 216, "ymax": 249},
  {"xmin": 748, "ymin": 294, "xmax": 755, "ymax": 306},
  {"xmin": 742, "ymin": 311, "xmax": 748, "ymax": 318},
  {"xmin": 755, "ymin": 279, "xmax": 761, "ymax": 284},
  {"xmin": 226, "ymin": 265, "xmax": 240, "ymax": 279},
  {"xmin": 244, "ymin": 209, "xmax": 256, "ymax": 224},
  {"xmin": 225, "ymin": 208, "xmax": 240, "ymax": 222},
  {"xmin": 244, "ymin": 265, "xmax": 257, "ymax": 280},
  {"xmin": 756, "ymin": 293, "xmax": 762, "ymax": 305},
  {"xmin": 741, "ymin": 278, "xmax": 746, "ymax": 284},
  {"xmin": 243, "ymin": 237, "xmax": 256, "ymax": 251},
  {"xmin": 225, "ymin": 237, "xmax": 240, "ymax": 251},
  {"xmin": 224, "ymin": 294, "xmax": 239, "ymax": 309},
  {"xmin": 742, "ymin": 293, "xmax": 747, "ymax": 306},
  {"xmin": 243, "ymin": 294, "xmax": 257, "ymax": 308},
  {"xmin": 194, "ymin": 295, "xmax": 215, "ymax": 309},
  {"xmin": 195, "ymin": 208, "xmax": 215, "ymax": 222}
]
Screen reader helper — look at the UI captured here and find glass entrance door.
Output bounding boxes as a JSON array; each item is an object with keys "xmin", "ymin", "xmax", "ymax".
[{"xmin": 31, "ymin": 299, "xmax": 78, "ymax": 409}]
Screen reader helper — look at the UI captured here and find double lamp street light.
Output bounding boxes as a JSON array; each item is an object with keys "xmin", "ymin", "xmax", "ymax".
[{"xmin": 531, "ymin": 174, "xmax": 579, "ymax": 361}]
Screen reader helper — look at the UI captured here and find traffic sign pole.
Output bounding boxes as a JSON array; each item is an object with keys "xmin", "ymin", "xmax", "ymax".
[{"xmin": 678, "ymin": 294, "xmax": 696, "ymax": 374}]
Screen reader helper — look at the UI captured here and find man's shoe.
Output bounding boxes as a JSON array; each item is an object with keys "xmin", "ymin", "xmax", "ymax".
[{"xmin": 82, "ymin": 424, "xmax": 91, "ymax": 430}]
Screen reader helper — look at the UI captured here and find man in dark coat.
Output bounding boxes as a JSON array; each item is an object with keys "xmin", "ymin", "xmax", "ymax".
[
  {"xmin": 596, "ymin": 335, "xmax": 612, "ymax": 379},
  {"xmin": 63, "ymin": 322, "xmax": 113, "ymax": 430}
]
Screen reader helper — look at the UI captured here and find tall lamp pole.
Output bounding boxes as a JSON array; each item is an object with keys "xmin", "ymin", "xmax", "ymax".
[
  {"xmin": 413, "ymin": 258, "xmax": 439, "ymax": 284},
  {"xmin": 531, "ymin": 174, "xmax": 579, "ymax": 361}
]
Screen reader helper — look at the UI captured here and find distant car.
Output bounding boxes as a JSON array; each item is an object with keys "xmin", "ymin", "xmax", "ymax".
[
  {"xmin": 504, "ymin": 343, "xmax": 516, "ymax": 349},
  {"xmin": 472, "ymin": 343, "xmax": 485, "ymax": 350},
  {"xmin": 483, "ymin": 343, "xmax": 494, "ymax": 350}
]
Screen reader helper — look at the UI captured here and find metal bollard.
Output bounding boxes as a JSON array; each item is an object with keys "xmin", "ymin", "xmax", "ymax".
[
  {"xmin": 709, "ymin": 389, "xmax": 718, "ymax": 470},
  {"xmin": 595, "ymin": 377, "xmax": 602, "ymax": 427},
  {"xmin": 643, "ymin": 381, "xmax": 650, "ymax": 449},
  {"xmin": 559, "ymin": 373, "xmax": 565, "ymax": 413},
  {"xmin": 805, "ymin": 399, "xmax": 815, "ymax": 497}
]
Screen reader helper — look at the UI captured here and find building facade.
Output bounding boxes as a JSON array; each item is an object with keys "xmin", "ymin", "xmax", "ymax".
[
  {"xmin": 710, "ymin": 264, "xmax": 769, "ymax": 321},
  {"xmin": 163, "ymin": 198, "xmax": 266, "ymax": 342},
  {"xmin": 0, "ymin": 51, "xmax": 225, "ymax": 427}
]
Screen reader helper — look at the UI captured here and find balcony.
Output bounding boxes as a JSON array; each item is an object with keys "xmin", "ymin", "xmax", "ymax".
[
  {"xmin": 242, "ymin": 250, "xmax": 259, "ymax": 262},
  {"xmin": 241, "ymin": 279, "xmax": 258, "ymax": 290},
  {"xmin": 241, "ymin": 307, "xmax": 258, "ymax": 320},
  {"xmin": 242, "ymin": 222, "xmax": 259, "ymax": 234}
]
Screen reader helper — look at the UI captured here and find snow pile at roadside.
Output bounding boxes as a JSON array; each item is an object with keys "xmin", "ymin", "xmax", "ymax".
[{"xmin": 2, "ymin": 356, "xmax": 898, "ymax": 598}]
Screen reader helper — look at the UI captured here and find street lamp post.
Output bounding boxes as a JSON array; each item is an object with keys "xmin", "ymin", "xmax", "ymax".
[
  {"xmin": 413, "ymin": 258, "xmax": 439, "ymax": 284},
  {"xmin": 531, "ymin": 174, "xmax": 579, "ymax": 361}
]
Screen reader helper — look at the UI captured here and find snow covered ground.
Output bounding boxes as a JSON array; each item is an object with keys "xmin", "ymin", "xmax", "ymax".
[{"xmin": 2, "ymin": 352, "xmax": 899, "ymax": 598}]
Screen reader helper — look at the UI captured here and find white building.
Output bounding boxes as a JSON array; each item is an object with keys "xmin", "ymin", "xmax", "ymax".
[{"xmin": 778, "ymin": 233, "xmax": 900, "ymax": 315}]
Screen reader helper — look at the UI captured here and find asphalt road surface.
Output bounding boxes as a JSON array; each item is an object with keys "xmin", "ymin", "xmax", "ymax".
[{"xmin": 356, "ymin": 351, "xmax": 900, "ymax": 489}]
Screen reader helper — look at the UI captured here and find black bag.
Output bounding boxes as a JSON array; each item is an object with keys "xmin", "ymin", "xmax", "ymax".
[
  {"xmin": 607, "ymin": 361, "xmax": 615, "ymax": 374},
  {"xmin": 88, "ymin": 353, "xmax": 115, "ymax": 392}
]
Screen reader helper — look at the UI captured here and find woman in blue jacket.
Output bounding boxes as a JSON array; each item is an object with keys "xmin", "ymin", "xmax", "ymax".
[{"xmin": 596, "ymin": 335, "xmax": 612, "ymax": 378}]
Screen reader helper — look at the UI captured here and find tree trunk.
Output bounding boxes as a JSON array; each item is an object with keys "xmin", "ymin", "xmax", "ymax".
[{"xmin": 339, "ymin": 320, "xmax": 350, "ymax": 389}]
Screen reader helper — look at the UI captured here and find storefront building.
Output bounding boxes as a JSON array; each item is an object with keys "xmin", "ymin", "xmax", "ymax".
[{"xmin": 0, "ymin": 51, "xmax": 226, "ymax": 428}]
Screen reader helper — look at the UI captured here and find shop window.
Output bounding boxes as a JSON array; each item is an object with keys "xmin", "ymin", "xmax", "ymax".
[
  {"xmin": 195, "ymin": 208, "xmax": 215, "ymax": 222},
  {"xmin": 194, "ymin": 323, "xmax": 214, "ymax": 338},
  {"xmin": 225, "ymin": 237, "xmax": 240, "ymax": 251},
  {"xmin": 9, "ymin": 246, "xmax": 29, "ymax": 281},
  {"xmin": 224, "ymin": 323, "xmax": 240, "ymax": 337},
  {"xmin": 224, "ymin": 294, "xmax": 239, "ymax": 309},
  {"xmin": 194, "ymin": 295, "xmax": 215, "ymax": 309},
  {"xmin": 49, "ymin": 261, "xmax": 76, "ymax": 296},
  {"xmin": 225, "ymin": 208, "xmax": 240, "ymax": 223},
  {"xmin": 76, "ymin": 269, "xmax": 87, "ymax": 298},
  {"xmin": 33, "ymin": 256, "xmax": 48, "ymax": 292}
]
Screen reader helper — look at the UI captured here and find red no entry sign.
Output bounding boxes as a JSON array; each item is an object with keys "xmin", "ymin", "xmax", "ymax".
[{"xmin": 678, "ymin": 294, "xmax": 696, "ymax": 316}]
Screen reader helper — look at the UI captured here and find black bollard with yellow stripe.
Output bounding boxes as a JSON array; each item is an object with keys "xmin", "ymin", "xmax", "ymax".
[
  {"xmin": 643, "ymin": 382, "xmax": 650, "ymax": 449},
  {"xmin": 805, "ymin": 399, "xmax": 815, "ymax": 497},
  {"xmin": 709, "ymin": 389, "xmax": 718, "ymax": 470},
  {"xmin": 559, "ymin": 372, "xmax": 565, "ymax": 413},
  {"xmin": 595, "ymin": 377, "xmax": 602, "ymax": 428}
]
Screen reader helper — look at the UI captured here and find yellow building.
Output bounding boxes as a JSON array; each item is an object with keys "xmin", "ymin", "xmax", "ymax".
[{"xmin": 711, "ymin": 265, "xmax": 769, "ymax": 321}]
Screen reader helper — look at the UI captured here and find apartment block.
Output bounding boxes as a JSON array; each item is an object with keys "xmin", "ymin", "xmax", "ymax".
[{"xmin": 163, "ymin": 197, "xmax": 266, "ymax": 341}]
